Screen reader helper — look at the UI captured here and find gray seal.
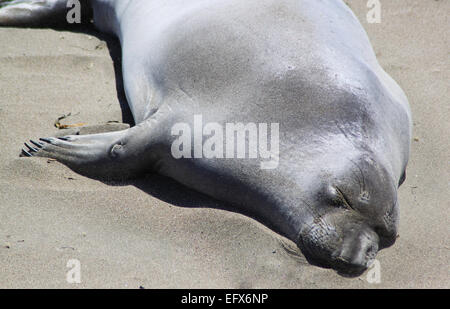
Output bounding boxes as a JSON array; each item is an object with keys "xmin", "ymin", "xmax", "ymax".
[{"xmin": 1, "ymin": 0, "xmax": 412, "ymax": 275}]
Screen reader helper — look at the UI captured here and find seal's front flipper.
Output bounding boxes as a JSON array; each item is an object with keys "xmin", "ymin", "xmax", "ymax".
[
  {"xmin": 0, "ymin": 0, "xmax": 90, "ymax": 27},
  {"xmin": 20, "ymin": 129, "xmax": 134, "ymax": 179},
  {"xmin": 20, "ymin": 112, "xmax": 171, "ymax": 180}
]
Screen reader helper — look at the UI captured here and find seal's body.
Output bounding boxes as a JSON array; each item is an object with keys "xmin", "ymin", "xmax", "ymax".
[{"xmin": 1, "ymin": 0, "xmax": 412, "ymax": 275}]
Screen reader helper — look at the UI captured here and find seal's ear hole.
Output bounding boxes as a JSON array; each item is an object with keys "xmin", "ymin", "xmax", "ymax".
[{"xmin": 398, "ymin": 170, "xmax": 406, "ymax": 187}]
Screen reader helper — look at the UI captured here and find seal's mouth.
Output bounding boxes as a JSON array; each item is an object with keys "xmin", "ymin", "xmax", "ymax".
[
  {"xmin": 297, "ymin": 212, "xmax": 381, "ymax": 276},
  {"xmin": 332, "ymin": 230, "xmax": 379, "ymax": 276}
]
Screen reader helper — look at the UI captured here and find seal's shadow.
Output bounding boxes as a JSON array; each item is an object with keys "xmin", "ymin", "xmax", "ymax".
[
  {"xmin": 52, "ymin": 23, "xmax": 135, "ymax": 126},
  {"xmin": 96, "ymin": 30, "xmax": 135, "ymax": 126},
  {"xmin": 98, "ymin": 31, "xmax": 135, "ymax": 127},
  {"xmin": 115, "ymin": 173, "xmax": 277, "ymax": 234}
]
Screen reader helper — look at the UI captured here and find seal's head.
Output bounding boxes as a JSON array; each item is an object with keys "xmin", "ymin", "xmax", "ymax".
[{"xmin": 296, "ymin": 156, "xmax": 400, "ymax": 276}]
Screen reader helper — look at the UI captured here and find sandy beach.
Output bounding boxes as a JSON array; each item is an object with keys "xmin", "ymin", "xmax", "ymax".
[{"xmin": 0, "ymin": 0, "xmax": 448, "ymax": 288}]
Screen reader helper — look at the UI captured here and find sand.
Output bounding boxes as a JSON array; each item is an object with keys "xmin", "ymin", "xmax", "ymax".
[{"xmin": 0, "ymin": 0, "xmax": 448, "ymax": 288}]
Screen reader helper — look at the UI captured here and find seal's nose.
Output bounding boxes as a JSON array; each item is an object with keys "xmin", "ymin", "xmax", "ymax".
[
  {"xmin": 375, "ymin": 226, "xmax": 398, "ymax": 249},
  {"xmin": 334, "ymin": 227, "xmax": 379, "ymax": 275}
]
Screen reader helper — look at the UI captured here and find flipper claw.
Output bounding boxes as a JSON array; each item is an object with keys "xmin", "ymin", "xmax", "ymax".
[
  {"xmin": 30, "ymin": 139, "xmax": 44, "ymax": 148},
  {"xmin": 39, "ymin": 137, "xmax": 53, "ymax": 144},
  {"xmin": 21, "ymin": 149, "xmax": 33, "ymax": 157},
  {"xmin": 24, "ymin": 142, "xmax": 38, "ymax": 152}
]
